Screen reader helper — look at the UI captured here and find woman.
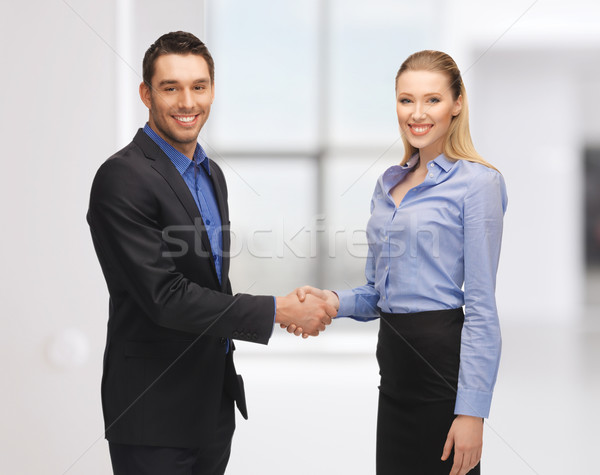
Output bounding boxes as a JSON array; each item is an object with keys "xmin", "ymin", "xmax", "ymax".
[{"xmin": 289, "ymin": 50, "xmax": 507, "ymax": 474}]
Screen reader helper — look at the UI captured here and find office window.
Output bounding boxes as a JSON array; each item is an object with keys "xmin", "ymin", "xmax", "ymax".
[{"xmin": 206, "ymin": 0, "xmax": 440, "ymax": 294}]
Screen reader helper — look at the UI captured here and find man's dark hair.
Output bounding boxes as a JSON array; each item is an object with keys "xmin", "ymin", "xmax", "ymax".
[{"xmin": 142, "ymin": 31, "xmax": 215, "ymax": 87}]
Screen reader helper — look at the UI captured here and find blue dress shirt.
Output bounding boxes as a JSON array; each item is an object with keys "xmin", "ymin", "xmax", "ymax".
[
  {"xmin": 143, "ymin": 124, "xmax": 276, "ymax": 344},
  {"xmin": 336, "ymin": 153, "xmax": 508, "ymax": 418},
  {"xmin": 144, "ymin": 124, "xmax": 223, "ymax": 283}
]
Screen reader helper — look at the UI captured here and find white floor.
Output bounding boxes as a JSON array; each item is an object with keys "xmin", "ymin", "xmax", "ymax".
[
  {"xmin": 46, "ymin": 316, "xmax": 600, "ymax": 475},
  {"xmin": 226, "ymin": 317, "xmax": 600, "ymax": 475}
]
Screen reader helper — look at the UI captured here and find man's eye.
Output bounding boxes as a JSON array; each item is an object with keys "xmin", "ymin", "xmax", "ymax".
[{"xmin": 164, "ymin": 87, "xmax": 176, "ymax": 92}]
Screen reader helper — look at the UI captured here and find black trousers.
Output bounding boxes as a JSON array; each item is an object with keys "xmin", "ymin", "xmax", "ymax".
[
  {"xmin": 109, "ymin": 394, "xmax": 235, "ymax": 475},
  {"xmin": 376, "ymin": 308, "xmax": 480, "ymax": 475}
]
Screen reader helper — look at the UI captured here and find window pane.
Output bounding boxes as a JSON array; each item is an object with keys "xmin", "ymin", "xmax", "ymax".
[
  {"xmin": 321, "ymin": 149, "xmax": 402, "ymax": 290},
  {"xmin": 216, "ymin": 156, "xmax": 319, "ymax": 295},
  {"xmin": 207, "ymin": 0, "xmax": 320, "ymax": 151},
  {"xmin": 329, "ymin": 0, "xmax": 440, "ymax": 147}
]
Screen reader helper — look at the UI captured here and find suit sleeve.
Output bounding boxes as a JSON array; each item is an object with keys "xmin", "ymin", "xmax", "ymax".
[{"xmin": 87, "ymin": 157, "xmax": 274, "ymax": 344}]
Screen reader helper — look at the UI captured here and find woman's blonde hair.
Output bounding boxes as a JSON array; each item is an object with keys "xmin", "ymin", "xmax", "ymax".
[{"xmin": 396, "ymin": 50, "xmax": 498, "ymax": 171}]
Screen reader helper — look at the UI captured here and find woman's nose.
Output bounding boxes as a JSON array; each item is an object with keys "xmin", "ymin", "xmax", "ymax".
[{"xmin": 412, "ymin": 103, "xmax": 426, "ymax": 121}]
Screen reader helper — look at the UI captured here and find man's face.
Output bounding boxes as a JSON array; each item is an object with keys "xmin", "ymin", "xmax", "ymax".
[{"xmin": 140, "ymin": 54, "xmax": 214, "ymax": 155}]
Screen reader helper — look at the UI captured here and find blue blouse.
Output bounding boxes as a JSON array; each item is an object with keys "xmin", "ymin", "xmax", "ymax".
[{"xmin": 336, "ymin": 153, "xmax": 508, "ymax": 418}]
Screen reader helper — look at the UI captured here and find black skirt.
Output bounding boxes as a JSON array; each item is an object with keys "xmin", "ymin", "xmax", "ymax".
[{"xmin": 375, "ymin": 308, "xmax": 480, "ymax": 475}]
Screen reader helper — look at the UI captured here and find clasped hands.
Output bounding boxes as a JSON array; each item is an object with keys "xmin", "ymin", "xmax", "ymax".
[{"xmin": 275, "ymin": 286, "xmax": 339, "ymax": 339}]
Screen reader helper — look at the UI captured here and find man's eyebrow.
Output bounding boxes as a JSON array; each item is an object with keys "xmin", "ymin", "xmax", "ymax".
[
  {"xmin": 157, "ymin": 78, "xmax": 210, "ymax": 87},
  {"xmin": 158, "ymin": 79, "xmax": 179, "ymax": 87}
]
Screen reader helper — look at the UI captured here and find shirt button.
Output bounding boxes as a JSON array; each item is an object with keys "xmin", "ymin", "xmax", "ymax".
[
  {"xmin": 382, "ymin": 296, "xmax": 386, "ymax": 301},
  {"xmin": 383, "ymin": 236, "xmax": 388, "ymax": 241},
  {"xmin": 385, "ymin": 265, "xmax": 389, "ymax": 271},
  {"xmin": 429, "ymin": 173, "xmax": 434, "ymax": 178},
  {"xmin": 430, "ymin": 163, "xmax": 434, "ymax": 167}
]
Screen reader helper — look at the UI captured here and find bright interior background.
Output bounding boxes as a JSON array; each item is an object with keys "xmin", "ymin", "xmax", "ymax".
[{"xmin": 1, "ymin": 0, "xmax": 599, "ymax": 474}]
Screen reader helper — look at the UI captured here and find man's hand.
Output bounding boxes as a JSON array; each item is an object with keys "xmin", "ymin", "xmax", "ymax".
[
  {"xmin": 275, "ymin": 291, "xmax": 336, "ymax": 338},
  {"xmin": 280, "ymin": 286, "xmax": 340, "ymax": 338},
  {"xmin": 441, "ymin": 415, "xmax": 483, "ymax": 475}
]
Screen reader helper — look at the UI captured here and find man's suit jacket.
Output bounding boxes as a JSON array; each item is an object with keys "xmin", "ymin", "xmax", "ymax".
[{"xmin": 87, "ymin": 129, "xmax": 274, "ymax": 448}]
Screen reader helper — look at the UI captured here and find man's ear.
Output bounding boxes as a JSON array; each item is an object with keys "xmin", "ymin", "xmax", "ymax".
[{"xmin": 139, "ymin": 82, "xmax": 152, "ymax": 109}]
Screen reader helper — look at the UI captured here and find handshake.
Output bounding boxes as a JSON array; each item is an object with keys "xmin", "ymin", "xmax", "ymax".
[{"xmin": 275, "ymin": 286, "xmax": 340, "ymax": 339}]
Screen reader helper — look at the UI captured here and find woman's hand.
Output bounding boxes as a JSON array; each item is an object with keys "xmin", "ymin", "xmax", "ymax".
[
  {"xmin": 441, "ymin": 414, "xmax": 483, "ymax": 475},
  {"xmin": 296, "ymin": 286, "xmax": 339, "ymax": 310},
  {"xmin": 280, "ymin": 286, "xmax": 340, "ymax": 338}
]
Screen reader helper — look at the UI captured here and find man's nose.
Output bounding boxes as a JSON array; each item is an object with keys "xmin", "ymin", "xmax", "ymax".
[{"xmin": 178, "ymin": 89, "xmax": 194, "ymax": 110}]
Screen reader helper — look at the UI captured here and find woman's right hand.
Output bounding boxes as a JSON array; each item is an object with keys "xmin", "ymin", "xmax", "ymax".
[
  {"xmin": 296, "ymin": 286, "xmax": 339, "ymax": 310},
  {"xmin": 280, "ymin": 286, "xmax": 340, "ymax": 337}
]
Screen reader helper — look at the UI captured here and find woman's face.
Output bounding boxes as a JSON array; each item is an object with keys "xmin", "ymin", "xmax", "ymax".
[{"xmin": 396, "ymin": 70, "xmax": 462, "ymax": 159}]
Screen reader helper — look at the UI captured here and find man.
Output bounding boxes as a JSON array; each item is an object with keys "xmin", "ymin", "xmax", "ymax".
[{"xmin": 87, "ymin": 31, "xmax": 335, "ymax": 475}]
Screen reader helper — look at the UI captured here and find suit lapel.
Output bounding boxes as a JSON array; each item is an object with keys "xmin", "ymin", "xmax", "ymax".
[
  {"xmin": 208, "ymin": 163, "xmax": 230, "ymax": 292},
  {"xmin": 133, "ymin": 130, "xmax": 220, "ymax": 284}
]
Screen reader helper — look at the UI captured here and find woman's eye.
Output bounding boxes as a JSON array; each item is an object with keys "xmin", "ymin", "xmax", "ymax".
[
  {"xmin": 429, "ymin": 97, "xmax": 440, "ymax": 103},
  {"xmin": 399, "ymin": 98, "xmax": 411, "ymax": 104}
]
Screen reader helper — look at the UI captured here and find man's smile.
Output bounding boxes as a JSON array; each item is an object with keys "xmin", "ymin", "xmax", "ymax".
[{"xmin": 172, "ymin": 114, "xmax": 199, "ymax": 125}]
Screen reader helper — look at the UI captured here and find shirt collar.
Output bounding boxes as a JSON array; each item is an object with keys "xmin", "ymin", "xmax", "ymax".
[
  {"xmin": 381, "ymin": 152, "xmax": 457, "ymax": 193},
  {"xmin": 404, "ymin": 152, "xmax": 420, "ymax": 169},
  {"xmin": 143, "ymin": 123, "xmax": 211, "ymax": 176},
  {"xmin": 432, "ymin": 153, "xmax": 457, "ymax": 173},
  {"xmin": 381, "ymin": 158, "xmax": 414, "ymax": 192},
  {"xmin": 408, "ymin": 152, "xmax": 457, "ymax": 172}
]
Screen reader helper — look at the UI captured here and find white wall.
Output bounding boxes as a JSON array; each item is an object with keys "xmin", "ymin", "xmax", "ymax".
[
  {"xmin": 0, "ymin": 1, "xmax": 204, "ymax": 473},
  {"xmin": 439, "ymin": 0, "xmax": 600, "ymax": 322},
  {"xmin": 0, "ymin": 1, "xmax": 116, "ymax": 473},
  {"xmin": 470, "ymin": 48, "xmax": 588, "ymax": 323}
]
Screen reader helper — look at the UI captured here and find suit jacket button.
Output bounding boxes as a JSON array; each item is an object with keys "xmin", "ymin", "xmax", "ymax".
[
  {"xmin": 252, "ymin": 333, "xmax": 258, "ymax": 340},
  {"xmin": 219, "ymin": 338, "xmax": 227, "ymax": 345},
  {"xmin": 232, "ymin": 331, "xmax": 239, "ymax": 338}
]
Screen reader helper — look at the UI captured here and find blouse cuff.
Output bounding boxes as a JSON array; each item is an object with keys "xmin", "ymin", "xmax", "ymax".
[
  {"xmin": 335, "ymin": 289, "xmax": 356, "ymax": 318},
  {"xmin": 454, "ymin": 387, "xmax": 493, "ymax": 419}
]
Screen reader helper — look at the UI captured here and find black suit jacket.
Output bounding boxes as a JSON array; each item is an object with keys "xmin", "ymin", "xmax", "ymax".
[{"xmin": 87, "ymin": 129, "xmax": 274, "ymax": 448}]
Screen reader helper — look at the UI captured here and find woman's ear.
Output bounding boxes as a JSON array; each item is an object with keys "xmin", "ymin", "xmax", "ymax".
[{"xmin": 452, "ymin": 95, "xmax": 463, "ymax": 117}]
